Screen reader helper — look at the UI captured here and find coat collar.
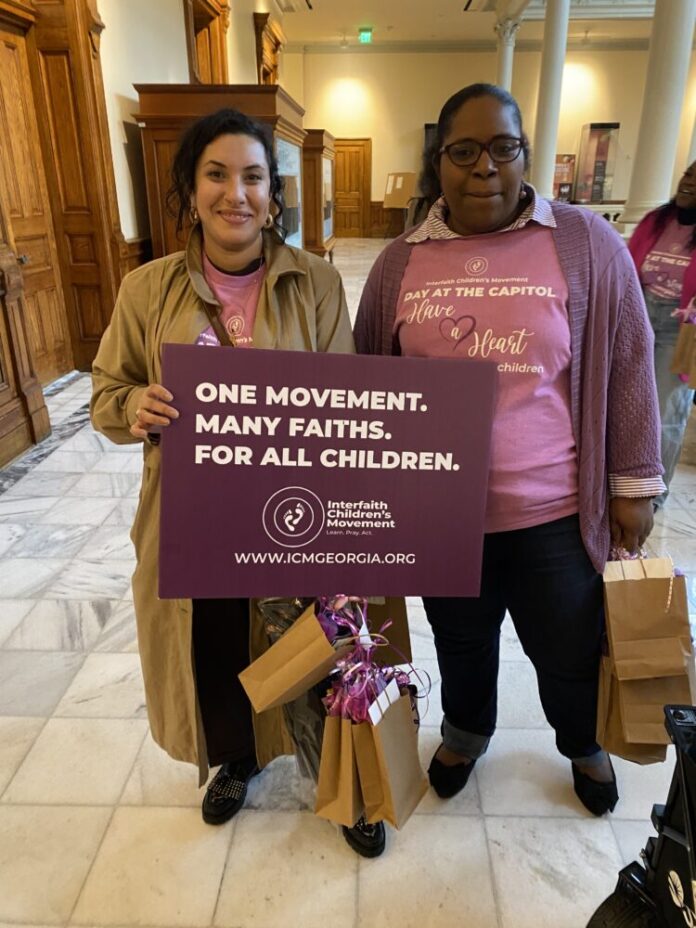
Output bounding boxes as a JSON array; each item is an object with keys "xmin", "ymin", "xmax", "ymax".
[{"xmin": 185, "ymin": 224, "xmax": 307, "ymax": 307}]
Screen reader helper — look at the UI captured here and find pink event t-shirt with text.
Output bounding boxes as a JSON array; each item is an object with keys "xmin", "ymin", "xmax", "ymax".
[
  {"xmin": 641, "ymin": 217, "xmax": 693, "ymax": 302},
  {"xmin": 195, "ymin": 253, "xmax": 266, "ymax": 347},
  {"xmin": 394, "ymin": 225, "xmax": 578, "ymax": 533}
]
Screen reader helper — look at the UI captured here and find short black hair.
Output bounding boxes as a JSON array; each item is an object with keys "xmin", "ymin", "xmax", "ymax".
[
  {"xmin": 166, "ymin": 107, "xmax": 285, "ymax": 240},
  {"xmin": 420, "ymin": 83, "xmax": 531, "ymax": 205}
]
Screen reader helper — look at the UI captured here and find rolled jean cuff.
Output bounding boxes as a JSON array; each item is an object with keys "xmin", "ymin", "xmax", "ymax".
[
  {"xmin": 570, "ymin": 748, "xmax": 608, "ymax": 768},
  {"xmin": 442, "ymin": 717, "xmax": 491, "ymax": 759}
]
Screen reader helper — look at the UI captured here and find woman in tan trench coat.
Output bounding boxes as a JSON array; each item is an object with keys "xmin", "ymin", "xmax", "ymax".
[{"xmin": 91, "ymin": 108, "xmax": 386, "ymax": 858}]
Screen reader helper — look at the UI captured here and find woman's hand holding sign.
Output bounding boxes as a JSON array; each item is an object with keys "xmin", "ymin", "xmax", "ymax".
[{"xmin": 130, "ymin": 384, "xmax": 179, "ymax": 440}]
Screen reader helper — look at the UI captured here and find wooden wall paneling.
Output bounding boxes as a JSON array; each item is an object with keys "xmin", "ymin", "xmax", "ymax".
[
  {"xmin": 253, "ymin": 12, "xmax": 284, "ymax": 86},
  {"xmin": 0, "ymin": 1, "xmax": 35, "ymax": 27},
  {"xmin": 0, "ymin": 1, "xmax": 52, "ymax": 463},
  {"xmin": 369, "ymin": 201, "xmax": 406, "ymax": 239},
  {"xmin": 302, "ymin": 129, "xmax": 335, "ymax": 260},
  {"xmin": 0, "ymin": 196, "xmax": 50, "ymax": 466},
  {"xmin": 210, "ymin": 11, "xmax": 228, "ymax": 83},
  {"xmin": 27, "ymin": 0, "xmax": 127, "ymax": 372},
  {"xmin": 184, "ymin": 0, "xmax": 229, "ymax": 84},
  {"xmin": 0, "ymin": 23, "xmax": 74, "ymax": 384},
  {"xmin": 334, "ymin": 138, "xmax": 371, "ymax": 237}
]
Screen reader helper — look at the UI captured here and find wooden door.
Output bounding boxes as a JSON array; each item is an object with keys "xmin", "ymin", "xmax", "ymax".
[
  {"xmin": 0, "ymin": 25, "xmax": 72, "ymax": 384},
  {"xmin": 334, "ymin": 139, "xmax": 371, "ymax": 238}
]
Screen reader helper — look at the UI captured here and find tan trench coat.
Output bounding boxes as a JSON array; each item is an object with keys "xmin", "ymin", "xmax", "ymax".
[{"xmin": 91, "ymin": 228, "xmax": 355, "ymax": 785}]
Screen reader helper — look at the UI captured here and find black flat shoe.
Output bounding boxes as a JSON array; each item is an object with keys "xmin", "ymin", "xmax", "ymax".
[
  {"xmin": 202, "ymin": 757, "xmax": 259, "ymax": 825},
  {"xmin": 342, "ymin": 817, "xmax": 386, "ymax": 858},
  {"xmin": 572, "ymin": 759, "xmax": 619, "ymax": 816},
  {"xmin": 428, "ymin": 747, "xmax": 476, "ymax": 799}
]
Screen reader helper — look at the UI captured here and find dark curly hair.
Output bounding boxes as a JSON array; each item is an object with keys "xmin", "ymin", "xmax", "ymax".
[
  {"xmin": 166, "ymin": 107, "xmax": 285, "ymax": 242},
  {"xmin": 420, "ymin": 83, "xmax": 532, "ymax": 207}
]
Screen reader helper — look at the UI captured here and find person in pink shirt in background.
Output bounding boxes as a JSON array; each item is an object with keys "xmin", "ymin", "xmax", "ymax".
[
  {"xmin": 628, "ymin": 163, "xmax": 696, "ymax": 504},
  {"xmin": 355, "ymin": 84, "xmax": 664, "ymax": 818}
]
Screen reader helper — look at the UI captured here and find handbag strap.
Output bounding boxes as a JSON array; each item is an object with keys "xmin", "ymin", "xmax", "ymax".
[{"xmin": 202, "ymin": 300, "xmax": 236, "ymax": 348}]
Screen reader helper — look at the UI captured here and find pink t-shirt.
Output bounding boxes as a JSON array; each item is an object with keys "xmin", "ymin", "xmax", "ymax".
[
  {"xmin": 196, "ymin": 254, "xmax": 266, "ymax": 347},
  {"xmin": 641, "ymin": 217, "xmax": 693, "ymax": 301},
  {"xmin": 394, "ymin": 225, "xmax": 578, "ymax": 533}
]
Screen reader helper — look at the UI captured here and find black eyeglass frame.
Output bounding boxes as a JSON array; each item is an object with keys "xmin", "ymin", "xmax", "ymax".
[{"xmin": 439, "ymin": 136, "xmax": 524, "ymax": 168}]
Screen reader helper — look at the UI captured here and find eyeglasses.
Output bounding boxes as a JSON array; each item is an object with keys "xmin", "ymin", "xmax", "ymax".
[{"xmin": 439, "ymin": 136, "xmax": 524, "ymax": 167}]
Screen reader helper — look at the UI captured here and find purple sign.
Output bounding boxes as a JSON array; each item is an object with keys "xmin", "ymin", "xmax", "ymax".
[{"xmin": 160, "ymin": 345, "xmax": 496, "ymax": 597}]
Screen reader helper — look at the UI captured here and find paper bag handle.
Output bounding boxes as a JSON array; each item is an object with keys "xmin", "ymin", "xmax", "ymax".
[{"xmin": 614, "ymin": 554, "xmax": 676, "ymax": 613}]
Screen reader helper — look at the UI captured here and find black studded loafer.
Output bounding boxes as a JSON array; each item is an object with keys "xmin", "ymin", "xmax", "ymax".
[
  {"xmin": 202, "ymin": 757, "xmax": 259, "ymax": 825},
  {"xmin": 572, "ymin": 759, "xmax": 619, "ymax": 816},
  {"xmin": 428, "ymin": 747, "xmax": 477, "ymax": 799},
  {"xmin": 342, "ymin": 817, "xmax": 386, "ymax": 858}
]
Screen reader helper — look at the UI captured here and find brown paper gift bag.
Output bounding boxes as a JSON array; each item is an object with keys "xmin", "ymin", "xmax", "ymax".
[
  {"xmin": 239, "ymin": 606, "xmax": 352, "ymax": 712},
  {"xmin": 351, "ymin": 689, "xmax": 428, "ymax": 829},
  {"xmin": 367, "ymin": 597, "xmax": 412, "ymax": 666},
  {"xmin": 599, "ymin": 557, "xmax": 695, "ymax": 760},
  {"xmin": 670, "ymin": 322, "xmax": 696, "ymax": 388},
  {"xmin": 596, "ymin": 656, "xmax": 667, "ymax": 764},
  {"xmin": 614, "ymin": 638, "xmax": 693, "ymax": 744},
  {"xmin": 314, "ymin": 715, "xmax": 364, "ymax": 827},
  {"xmin": 241, "ymin": 599, "xmax": 413, "ymax": 713}
]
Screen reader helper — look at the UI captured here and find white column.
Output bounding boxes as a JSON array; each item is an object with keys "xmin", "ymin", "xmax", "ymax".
[
  {"xmin": 620, "ymin": 0, "xmax": 696, "ymax": 223},
  {"xmin": 494, "ymin": 19, "xmax": 519, "ymax": 91},
  {"xmin": 530, "ymin": 0, "xmax": 571, "ymax": 199}
]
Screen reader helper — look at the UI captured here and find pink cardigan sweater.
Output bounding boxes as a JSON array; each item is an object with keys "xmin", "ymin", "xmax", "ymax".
[
  {"xmin": 628, "ymin": 208, "xmax": 696, "ymax": 309},
  {"xmin": 354, "ymin": 202, "xmax": 663, "ymax": 573}
]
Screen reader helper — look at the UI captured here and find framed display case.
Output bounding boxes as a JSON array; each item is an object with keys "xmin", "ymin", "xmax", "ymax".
[
  {"xmin": 277, "ymin": 137, "xmax": 303, "ymax": 249},
  {"xmin": 302, "ymin": 129, "xmax": 335, "ymax": 261},
  {"xmin": 134, "ymin": 83, "xmax": 306, "ymax": 257},
  {"xmin": 553, "ymin": 154, "xmax": 575, "ymax": 201},
  {"xmin": 574, "ymin": 123, "xmax": 620, "ymax": 204}
]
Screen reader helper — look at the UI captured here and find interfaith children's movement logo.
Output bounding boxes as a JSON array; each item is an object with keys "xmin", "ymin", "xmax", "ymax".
[
  {"xmin": 464, "ymin": 256, "xmax": 488, "ymax": 276},
  {"xmin": 262, "ymin": 486, "xmax": 325, "ymax": 548}
]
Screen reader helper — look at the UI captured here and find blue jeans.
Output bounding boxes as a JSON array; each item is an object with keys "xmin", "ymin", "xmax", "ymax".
[
  {"xmin": 423, "ymin": 515, "xmax": 604, "ymax": 761},
  {"xmin": 645, "ymin": 290, "xmax": 695, "ymax": 498}
]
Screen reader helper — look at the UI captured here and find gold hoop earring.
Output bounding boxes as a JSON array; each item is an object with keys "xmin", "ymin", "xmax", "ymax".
[
  {"xmin": 264, "ymin": 214, "xmax": 274, "ymax": 229},
  {"xmin": 189, "ymin": 205, "xmax": 199, "ymax": 224}
]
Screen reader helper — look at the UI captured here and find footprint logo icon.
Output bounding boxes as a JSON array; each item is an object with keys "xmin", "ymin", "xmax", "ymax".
[
  {"xmin": 262, "ymin": 487, "xmax": 325, "ymax": 548},
  {"xmin": 283, "ymin": 503, "xmax": 306, "ymax": 533}
]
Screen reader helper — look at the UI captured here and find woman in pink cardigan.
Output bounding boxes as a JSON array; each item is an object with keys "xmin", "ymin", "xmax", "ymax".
[
  {"xmin": 355, "ymin": 84, "xmax": 664, "ymax": 819},
  {"xmin": 628, "ymin": 163, "xmax": 696, "ymax": 502}
]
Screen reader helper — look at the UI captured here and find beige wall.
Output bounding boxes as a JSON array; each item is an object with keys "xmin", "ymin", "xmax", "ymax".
[
  {"xmin": 227, "ymin": 0, "xmax": 268, "ymax": 84},
  {"xmin": 227, "ymin": 1, "xmax": 287, "ymax": 84},
  {"xmin": 283, "ymin": 46, "xmax": 696, "ymax": 207},
  {"xmin": 100, "ymin": 0, "xmax": 189, "ymax": 241}
]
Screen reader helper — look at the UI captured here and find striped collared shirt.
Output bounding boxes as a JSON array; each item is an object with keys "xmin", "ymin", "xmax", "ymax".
[
  {"xmin": 404, "ymin": 185, "xmax": 665, "ymax": 501},
  {"xmin": 406, "ymin": 184, "xmax": 556, "ymax": 243}
]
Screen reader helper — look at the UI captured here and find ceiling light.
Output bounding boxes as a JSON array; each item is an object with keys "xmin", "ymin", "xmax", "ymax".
[{"xmin": 358, "ymin": 27, "xmax": 373, "ymax": 44}]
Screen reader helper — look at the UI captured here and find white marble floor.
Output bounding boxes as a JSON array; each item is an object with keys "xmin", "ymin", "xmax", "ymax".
[{"xmin": 0, "ymin": 237, "xmax": 695, "ymax": 928}]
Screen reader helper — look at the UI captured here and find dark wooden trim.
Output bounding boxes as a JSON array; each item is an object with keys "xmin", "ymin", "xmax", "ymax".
[
  {"xmin": 27, "ymin": 0, "xmax": 128, "ymax": 371},
  {"xmin": 184, "ymin": 0, "xmax": 229, "ymax": 84},
  {"xmin": 0, "ymin": 0, "xmax": 36, "ymax": 28},
  {"xmin": 125, "ymin": 237, "xmax": 152, "ymax": 273},
  {"xmin": 183, "ymin": 0, "xmax": 201, "ymax": 83},
  {"xmin": 370, "ymin": 201, "xmax": 406, "ymax": 239},
  {"xmin": 253, "ymin": 12, "xmax": 284, "ymax": 85}
]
